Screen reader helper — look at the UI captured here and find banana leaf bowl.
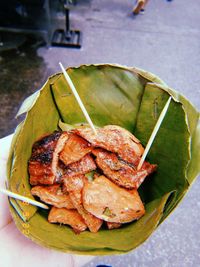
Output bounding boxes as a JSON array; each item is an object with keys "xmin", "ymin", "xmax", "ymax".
[{"xmin": 7, "ymin": 64, "xmax": 200, "ymax": 255}]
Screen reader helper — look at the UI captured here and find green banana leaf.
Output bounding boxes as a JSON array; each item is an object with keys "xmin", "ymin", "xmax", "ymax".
[{"xmin": 7, "ymin": 64, "xmax": 200, "ymax": 255}]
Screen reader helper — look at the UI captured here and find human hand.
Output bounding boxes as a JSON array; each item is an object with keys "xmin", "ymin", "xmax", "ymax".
[{"xmin": 0, "ymin": 135, "xmax": 94, "ymax": 267}]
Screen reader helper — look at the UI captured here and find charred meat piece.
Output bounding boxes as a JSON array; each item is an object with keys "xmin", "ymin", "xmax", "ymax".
[
  {"xmin": 48, "ymin": 207, "xmax": 87, "ymax": 234},
  {"xmin": 83, "ymin": 175, "xmax": 145, "ymax": 223},
  {"xmin": 73, "ymin": 125, "xmax": 144, "ymax": 165},
  {"xmin": 64, "ymin": 154, "xmax": 96, "ymax": 177},
  {"xmin": 29, "ymin": 131, "xmax": 69, "ymax": 185},
  {"xmin": 63, "ymin": 175, "xmax": 103, "ymax": 233},
  {"xmin": 93, "ymin": 149, "xmax": 157, "ymax": 189},
  {"xmin": 31, "ymin": 184, "xmax": 74, "ymax": 209},
  {"xmin": 106, "ymin": 222, "xmax": 121, "ymax": 230},
  {"xmin": 59, "ymin": 134, "xmax": 92, "ymax": 165}
]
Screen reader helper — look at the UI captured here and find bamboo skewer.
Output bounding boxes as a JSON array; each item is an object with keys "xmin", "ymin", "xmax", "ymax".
[
  {"xmin": 59, "ymin": 62, "xmax": 97, "ymax": 135},
  {"xmin": 137, "ymin": 97, "xmax": 172, "ymax": 170},
  {"xmin": 0, "ymin": 188, "xmax": 49, "ymax": 210}
]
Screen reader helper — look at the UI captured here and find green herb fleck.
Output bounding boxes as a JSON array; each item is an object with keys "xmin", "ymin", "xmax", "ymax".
[
  {"xmin": 102, "ymin": 207, "xmax": 116, "ymax": 218},
  {"xmin": 85, "ymin": 171, "xmax": 95, "ymax": 182}
]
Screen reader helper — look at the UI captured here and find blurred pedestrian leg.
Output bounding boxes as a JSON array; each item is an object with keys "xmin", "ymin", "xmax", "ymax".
[{"xmin": 132, "ymin": 0, "xmax": 149, "ymax": 15}]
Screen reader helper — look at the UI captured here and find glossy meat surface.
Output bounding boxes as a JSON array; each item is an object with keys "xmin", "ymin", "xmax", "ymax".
[
  {"xmin": 83, "ymin": 175, "xmax": 145, "ymax": 223},
  {"xmin": 31, "ymin": 184, "xmax": 74, "ymax": 209},
  {"xmin": 93, "ymin": 149, "xmax": 157, "ymax": 189},
  {"xmin": 48, "ymin": 207, "xmax": 87, "ymax": 233},
  {"xmin": 29, "ymin": 131, "xmax": 68, "ymax": 185},
  {"xmin": 73, "ymin": 125, "xmax": 144, "ymax": 165},
  {"xmin": 64, "ymin": 154, "xmax": 96, "ymax": 177},
  {"xmin": 59, "ymin": 134, "xmax": 92, "ymax": 165},
  {"xmin": 63, "ymin": 175, "xmax": 103, "ymax": 233}
]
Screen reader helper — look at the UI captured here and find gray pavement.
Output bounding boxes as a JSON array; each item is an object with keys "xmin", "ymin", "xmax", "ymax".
[{"xmin": 0, "ymin": 0, "xmax": 200, "ymax": 266}]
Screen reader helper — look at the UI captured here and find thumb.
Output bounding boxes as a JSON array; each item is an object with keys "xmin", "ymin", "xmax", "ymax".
[{"xmin": 0, "ymin": 134, "xmax": 14, "ymax": 229}]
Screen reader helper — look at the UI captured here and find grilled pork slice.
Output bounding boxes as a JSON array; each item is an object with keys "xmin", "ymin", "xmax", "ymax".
[
  {"xmin": 63, "ymin": 175, "xmax": 103, "ymax": 233},
  {"xmin": 73, "ymin": 125, "xmax": 144, "ymax": 165},
  {"xmin": 48, "ymin": 207, "xmax": 87, "ymax": 233},
  {"xmin": 93, "ymin": 149, "xmax": 157, "ymax": 189},
  {"xmin": 31, "ymin": 184, "xmax": 74, "ymax": 209},
  {"xmin": 59, "ymin": 134, "xmax": 92, "ymax": 165},
  {"xmin": 82, "ymin": 175, "xmax": 145, "ymax": 223},
  {"xmin": 64, "ymin": 154, "xmax": 96, "ymax": 177},
  {"xmin": 106, "ymin": 222, "xmax": 121, "ymax": 230},
  {"xmin": 29, "ymin": 131, "xmax": 69, "ymax": 185}
]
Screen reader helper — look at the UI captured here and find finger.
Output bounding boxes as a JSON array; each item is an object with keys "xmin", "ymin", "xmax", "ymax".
[
  {"xmin": 0, "ymin": 134, "xmax": 14, "ymax": 161},
  {"xmin": 0, "ymin": 222, "xmax": 93, "ymax": 267},
  {"xmin": 0, "ymin": 200, "xmax": 12, "ymax": 230},
  {"xmin": 0, "ymin": 220, "xmax": 94, "ymax": 267},
  {"xmin": 0, "ymin": 135, "xmax": 14, "ymax": 229}
]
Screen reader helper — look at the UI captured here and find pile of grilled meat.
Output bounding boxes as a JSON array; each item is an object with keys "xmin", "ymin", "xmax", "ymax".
[{"xmin": 29, "ymin": 125, "xmax": 157, "ymax": 233}]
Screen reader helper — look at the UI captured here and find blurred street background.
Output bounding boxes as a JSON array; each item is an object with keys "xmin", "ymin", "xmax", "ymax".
[{"xmin": 0, "ymin": 0, "xmax": 199, "ymax": 266}]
